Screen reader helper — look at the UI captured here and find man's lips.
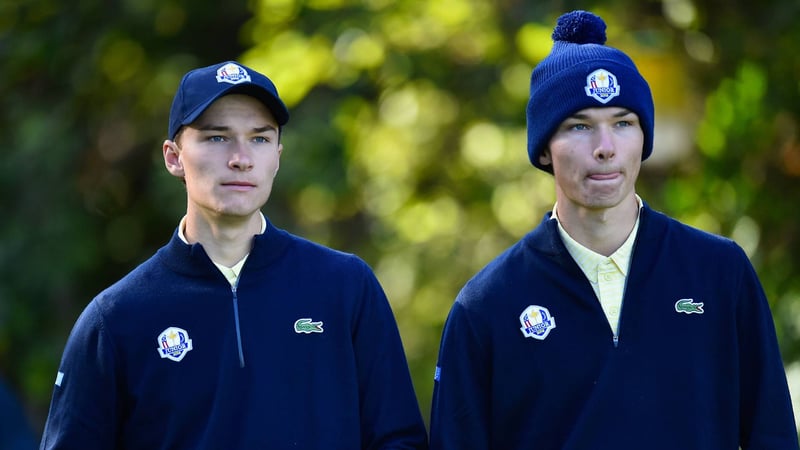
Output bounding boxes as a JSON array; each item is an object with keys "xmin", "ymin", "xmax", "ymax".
[
  {"xmin": 221, "ymin": 181, "xmax": 256, "ymax": 190},
  {"xmin": 587, "ymin": 172, "xmax": 620, "ymax": 181}
]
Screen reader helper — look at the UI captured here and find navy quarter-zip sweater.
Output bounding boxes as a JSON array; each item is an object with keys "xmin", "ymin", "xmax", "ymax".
[
  {"xmin": 429, "ymin": 204, "xmax": 798, "ymax": 449},
  {"xmin": 40, "ymin": 220, "xmax": 428, "ymax": 449}
]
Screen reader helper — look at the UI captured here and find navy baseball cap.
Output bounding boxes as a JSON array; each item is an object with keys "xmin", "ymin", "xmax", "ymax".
[{"xmin": 168, "ymin": 61, "xmax": 290, "ymax": 140}]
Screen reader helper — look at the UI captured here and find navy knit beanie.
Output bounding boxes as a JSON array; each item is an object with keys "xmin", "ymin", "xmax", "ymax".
[{"xmin": 526, "ymin": 10, "xmax": 654, "ymax": 172}]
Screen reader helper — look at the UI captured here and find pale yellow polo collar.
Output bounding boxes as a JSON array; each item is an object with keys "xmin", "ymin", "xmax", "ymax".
[
  {"xmin": 178, "ymin": 212, "xmax": 267, "ymax": 285},
  {"xmin": 551, "ymin": 195, "xmax": 642, "ymax": 281}
]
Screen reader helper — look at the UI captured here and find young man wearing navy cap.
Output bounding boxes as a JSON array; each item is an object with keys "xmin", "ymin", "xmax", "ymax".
[
  {"xmin": 40, "ymin": 61, "xmax": 428, "ymax": 449},
  {"xmin": 429, "ymin": 11, "xmax": 798, "ymax": 450}
]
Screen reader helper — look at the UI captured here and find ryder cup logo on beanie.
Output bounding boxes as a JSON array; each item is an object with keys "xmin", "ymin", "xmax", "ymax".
[
  {"xmin": 526, "ymin": 10, "xmax": 654, "ymax": 173},
  {"xmin": 168, "ymin": 61, "xmax": 289, "ymax": 140},
  {"xmin": 585, "ymin": 69, "xmax": 620, "ymax": 104}
]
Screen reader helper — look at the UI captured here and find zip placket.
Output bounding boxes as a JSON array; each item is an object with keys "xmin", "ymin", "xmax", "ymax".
[
  {"xmin": 231, "ymin": 280, "xmax": 245, "ymax": 368},
  {"xmin": 612, "ymin": 222, "xmax": 642, "ymax": 349},
  {"xmin": 612, "ymin": 261, "xmax": 631, "ymax": 348}
]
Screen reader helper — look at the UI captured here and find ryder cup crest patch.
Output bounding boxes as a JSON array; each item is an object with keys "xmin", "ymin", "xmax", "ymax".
[
  {"xmin": 584, "ymin": 69, "xmax": 621, "ymax": 104},
  {"xmin": 216, "ymin": 63, "xmax": 251, "ymax": 85},
  {"xmin": 157, "ymin": 327, "xmax": 194, "ymax": 362},
  {"xmin": 519, "ymin": 305, "xmax": 556, "ymax": 340}
]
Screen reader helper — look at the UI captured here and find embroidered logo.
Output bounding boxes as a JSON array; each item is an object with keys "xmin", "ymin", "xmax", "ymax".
[
  {"xmin": 519, "ymin": 305, "xmax": 556, "ymax": 340},
  {"xmin": 157, "ymin": 327, "xmax": 194, "ymax": 362},
  {"xmin": 294, "ymin": 318, "xmax": 324, "ymax": 334},
  {"xmin": 216, "ymin": 63, "xmax": 251, "ymax": 85},
  {"xmin": 585, "ymin": 69, "xmax": 621, "ymax": 104},
  {"xmin": 675, "ymin": 298, "xmax": 704, "ymax": 314}
]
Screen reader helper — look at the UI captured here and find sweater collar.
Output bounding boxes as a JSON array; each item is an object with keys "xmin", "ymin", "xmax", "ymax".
[
  {"xmin": 525, "ymin": 200, "xmax": 665, "ymax": 261},
  {"xmin": 158, "ymin": 217, "xmax": 292, "ymax": 277}
]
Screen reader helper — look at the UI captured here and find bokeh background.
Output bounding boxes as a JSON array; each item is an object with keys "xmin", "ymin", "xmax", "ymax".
[{"xmin": 2, "ymin": 0, "xmax": 800, "ymax": 442}]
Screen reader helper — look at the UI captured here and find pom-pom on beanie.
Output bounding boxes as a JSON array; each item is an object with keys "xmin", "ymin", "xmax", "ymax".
[{"xmin": 526, "ymin": 10, "xmax": 654, "ymax": 172}]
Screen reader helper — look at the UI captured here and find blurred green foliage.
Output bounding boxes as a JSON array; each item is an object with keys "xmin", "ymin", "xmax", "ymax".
[{"xmin": 2, "ymin": 0, "xmax": 799, "ymax": 436}]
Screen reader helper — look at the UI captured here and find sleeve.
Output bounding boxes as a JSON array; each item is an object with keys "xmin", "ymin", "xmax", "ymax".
[
  {"xmin": 351, "ymin": 259, "xmax": 429, "ymax": 450},
  {"xmin": 429, "ymin": 297, "xmax": 492, "ymax": 450},
  {"xmin": 734, "ymin": 246, "xmax": 800, "ymax": 449},
  {"xmin": 0, "ymin": 377, "xmax": 37, "ymax": 450},
  {"xmin": 39, "ymin": 301, "xmax": 120, "ymax": 450}
]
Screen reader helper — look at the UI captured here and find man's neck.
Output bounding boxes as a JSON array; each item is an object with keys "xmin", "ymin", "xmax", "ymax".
[
  {"xmin": 182, "ymin": 212, "xmax": 263, "ymax": 267},
  {"xmin": 555, "ymin": 195, "xmax": 640, "ymax": 257}
]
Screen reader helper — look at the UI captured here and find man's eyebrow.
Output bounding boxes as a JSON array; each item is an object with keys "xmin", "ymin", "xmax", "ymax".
[
  {"xmin": 253, "ymin": 125, "xmax": 278, "ymax": 133},
  {"xmin": 195, "ymin": 124, "xmax": 230, "ymax": 132},
  {"xmin": 612, "ymin": 109, "xmax": 635, "ymax": 117},
  {"xmin": 194, "ymin": 124, "xmax": 278, "ymax": 133},
  {"xmin": 568, "ymin": 108, "xmax": 635, "ymax": 120}
]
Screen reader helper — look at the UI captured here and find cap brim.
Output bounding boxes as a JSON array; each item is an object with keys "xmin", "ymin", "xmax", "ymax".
[{"xmin": 179, "ymin": 84, "xmax": 290, "ymax": 132}]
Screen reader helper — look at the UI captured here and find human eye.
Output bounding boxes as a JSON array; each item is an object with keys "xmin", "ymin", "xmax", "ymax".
[
  {"xmin": 567, "ymin": 122, "xmax": 590, "ymax": 131},
  {"xmin": 615, "ymin": 116, "xmax": 641, "ymax": 129},
  {"xmin": 555, "ymin": 121, "xmax": 587, "ymax": 135},
  {"xmin": 251, "ymin": 126, "xmax": 278, "ymax": 144},
  {"xmin": 208, "ymin": 135, "xmax": 227, "ymax": 143},
  {"xmin": 614, "ymin": 111, "xmax": 640, "ymax": 128}
]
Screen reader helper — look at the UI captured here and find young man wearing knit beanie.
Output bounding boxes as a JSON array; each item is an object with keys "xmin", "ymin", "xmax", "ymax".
[{"xmin": 430, "ymin": 10, "xmax": 798, "ymax": 450}]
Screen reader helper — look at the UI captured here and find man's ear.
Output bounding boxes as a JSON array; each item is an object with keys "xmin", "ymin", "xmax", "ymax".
[
  {"xmin": 163, "ymin": 140, "xmax": 185, "ymax": 178},
  {"xmin": 274, "ymin": 143, "xmax": 283, "ymax": 176},
  {"xmin": 538, "ymin": 149, "xmax": 552, "ymax": 167}
]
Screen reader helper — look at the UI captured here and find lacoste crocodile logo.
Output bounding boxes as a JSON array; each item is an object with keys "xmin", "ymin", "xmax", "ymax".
[
  {"xmin": 294, "ymin": 318, "xmax": 324, "ymax": 334},
  {"xmin": 675, "ymin": 298, "xmax": 704, "ymax": 314}
]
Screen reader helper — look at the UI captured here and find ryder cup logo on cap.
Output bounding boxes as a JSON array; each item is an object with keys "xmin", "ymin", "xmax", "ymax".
[
  {"xmin": 585, "ymin": 69, "xmax": 620, "ymax": 104},
  {"xmin": 216, "ymin": 63, "xmax": 251, "ymax": 84},
  {"xmin": 168, "ymin": 60, "xmax": 289, "ymax": 139}
]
